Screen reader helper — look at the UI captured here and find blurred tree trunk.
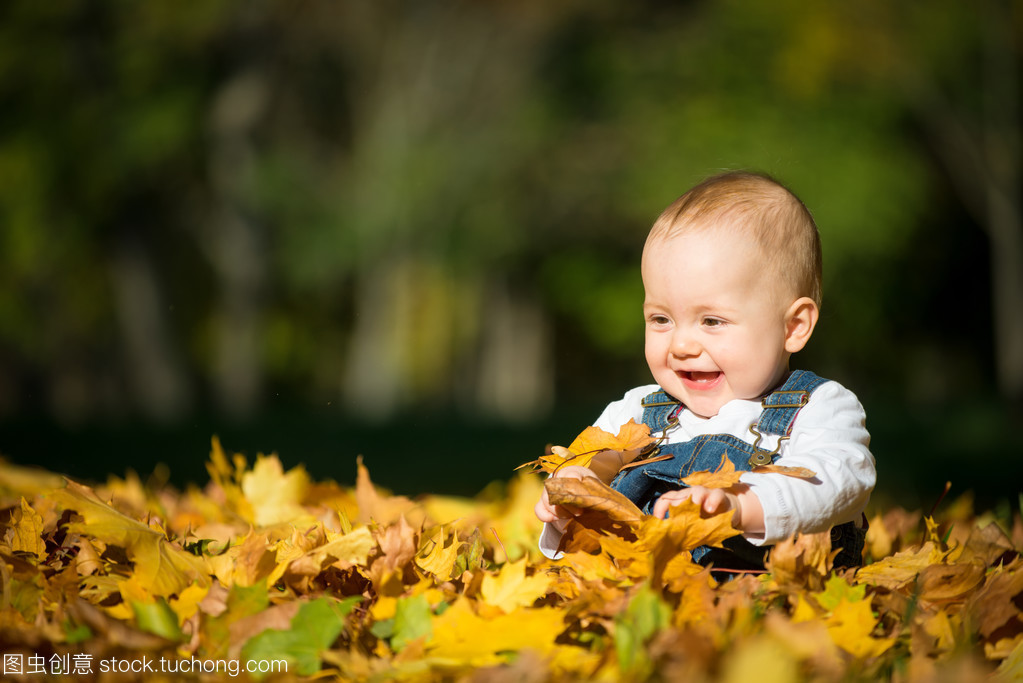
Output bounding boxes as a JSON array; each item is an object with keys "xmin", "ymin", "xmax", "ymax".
[
  {"xmin": 905, "ymin": 2, "xmax": 1023, "ymax": 400},
  {"xmin": 200, "ymin": 69, "xmax": 270, "ymax": 418},
  {"xmin": 109, "ymin": 237, "xmax": 191, "ymax": 421},
  {"xmin": 342, "ymin": 262, "xmax": 416, "ymax": 422},
  {"xmin": 338, "ymin": 1, "xmax": 558, "ymax": 421},
  {"xmin": 474, "ymin": 283, "xmax": 553, "ymax": 422}
]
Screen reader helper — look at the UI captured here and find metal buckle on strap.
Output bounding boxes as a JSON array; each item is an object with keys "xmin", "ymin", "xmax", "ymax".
[
  {"xmin": 747, "ymin": 423, "xmax": 788, "ymax": 467},
  {"xmin": 761, "ymin": 390, "xmax": 809, "ymax": 409}
]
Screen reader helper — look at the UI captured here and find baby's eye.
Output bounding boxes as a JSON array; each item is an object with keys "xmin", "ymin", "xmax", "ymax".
[
  {"xmin": 702, "ymin": 317, "xmax": 725, "ymax": 327},
  {"xmin": 647, "ymin": 314, "xmax": 671, "ymax": 326}
]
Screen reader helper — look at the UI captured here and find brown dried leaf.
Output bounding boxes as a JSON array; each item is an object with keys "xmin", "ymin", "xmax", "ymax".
[
  {"xmin": 918, "ymin": 560, "xmax": 986, "ymax": 604},
  {"xmin": 544, "ymin": 476, "xmax": 643, "ymax": 523},
  {"xmin": 767, "ymin": 531, "xmax": 833, "ymax": 589},
  {"xmin": 966, "ymin": 558, "xmax": 1023, "ymax": 639},
  {"xmin": 752, "ymin": 464, "xmax": 817, "ymax": 480}
]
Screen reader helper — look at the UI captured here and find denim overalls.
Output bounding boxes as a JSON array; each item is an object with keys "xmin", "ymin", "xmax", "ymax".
[{"xmin": 609, "ymin": 370, "xmax": 866, "ymax": 570}]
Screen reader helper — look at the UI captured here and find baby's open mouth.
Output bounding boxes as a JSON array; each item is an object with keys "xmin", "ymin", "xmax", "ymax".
[{"xmin": 679, "ymin": 370, "xmax": 722, "ymax": 386}]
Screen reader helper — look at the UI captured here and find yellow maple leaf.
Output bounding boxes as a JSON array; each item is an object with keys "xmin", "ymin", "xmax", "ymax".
[
  {"xmin": 428, "ymin": 598, "xmax": 564, "ymax": 665},
  {"xmin": 8, "ymin": 497, "xmax": 47, "ymax": 562},
  {"xmin": 48, "ymin": 481, "xmax": 207, "ymax": 597},
  {"xmin": 824, "ymin": 598, "xmax": 896, "ymax": 659},
  {"xmin": 479, "ymin": 558, "xmax": 552, "ymax": 613},
  {"xmin": 170, "ymin": 582, "xmax": 209, "ymax": 625},
  {"xmin": 206, "ymin": 529, "xmax": 276, "ymax": 588},
  {"xmin": 855, "ymin": 542, "xmax": 952, "ymax": 590},
  {"xmin": 790, "ymin": 593, "xmax": 820, "ymax": 623},
  {"xmin": 240, "ymin": 454, "xmax": 313, "ymax": 527},
  {"xmin": 316, "ymin": 526, "xmax": 376, "ymax": 567},
  {"xmin": 206, "ymin": 436, "xmax": 254, "ymax": 522},
  {"xmin": 415, "ymin": 526, "xmax": 462, "ymax": 582}
]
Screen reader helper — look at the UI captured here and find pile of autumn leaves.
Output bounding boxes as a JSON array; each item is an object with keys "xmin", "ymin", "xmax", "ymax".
[{"xmin": 1, "ymin": 427, "xmax": 1022, "ymax": 682}]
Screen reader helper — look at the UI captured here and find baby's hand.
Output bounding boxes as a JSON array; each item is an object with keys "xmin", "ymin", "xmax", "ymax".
[
  {"xmin": 652, "ymin": 485, "xmax": 742, "ymax": 528},
  {"xmin": 534, "ymin": 465, "xmax": 600, "ymax": 531}
]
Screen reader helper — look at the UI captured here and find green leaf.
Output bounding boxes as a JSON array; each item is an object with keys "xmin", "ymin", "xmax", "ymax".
[
  {"xmin": 815, "ymin": 574, "xmax": 866, "ymax": 611},
  {"xmin": 370, "ymin": 617, "xmax": 395, "ymax": 640},
  {"xmin": 62, "ymin": 618, "xmax": 92, "ymax": 644},
  {"xmin": 132, "ymin": 598, "xmax": 183, "ymax": 641},
  {"xmin": 241, "ymin": 596, "xmax": 359, "ymax": 678},
  {"xmin": 615, "ymin": 585, "xmax": 669, "ymax": 674},
  {"xmin": 392, "ymin": 594, "xmax": 433, "ymax": 651}
]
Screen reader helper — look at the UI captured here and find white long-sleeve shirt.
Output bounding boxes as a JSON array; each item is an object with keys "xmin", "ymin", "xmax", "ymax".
[{"xmin": 539, "ymin": 379, "xmax": 876, "ymax": 559}]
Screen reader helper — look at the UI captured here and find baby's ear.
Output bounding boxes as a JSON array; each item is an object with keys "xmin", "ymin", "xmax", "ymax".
[{"xmin": 784, "ymin": 297, "xmax": 819, "ymax": 353}]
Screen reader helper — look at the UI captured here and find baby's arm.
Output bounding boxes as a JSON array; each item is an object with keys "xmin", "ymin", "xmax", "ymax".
[{"xmin": 736, "ymin": 381, "xmax": 875, "ymax": 544}]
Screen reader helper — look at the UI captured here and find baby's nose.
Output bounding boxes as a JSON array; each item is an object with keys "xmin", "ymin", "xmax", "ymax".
[{"xmin": 670, "ymin": 330, "xmax": 701, "ymax": 357}]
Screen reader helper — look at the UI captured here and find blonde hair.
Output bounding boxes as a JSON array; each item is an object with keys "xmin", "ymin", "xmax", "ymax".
[{"xmin": 647, "ymin": 171, "xmax": 823, "ymax": 307}]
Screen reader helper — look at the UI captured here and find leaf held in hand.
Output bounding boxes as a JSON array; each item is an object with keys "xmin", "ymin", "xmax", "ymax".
[
  {"xmin": 525, "ymin": 419, "xmax": 657, "ymax": 474},
  {"xmin": 544, "ymin": 477, "xmax": 643, "ymax": 523}
]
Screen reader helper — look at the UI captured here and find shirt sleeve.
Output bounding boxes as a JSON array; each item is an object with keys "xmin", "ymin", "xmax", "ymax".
[
  {"xmin": 739, "ymin": 380, "xmax": 876, "ymax": 545},
  {"xmin": 538, "ymin": 523, "xmax": 564, "ymax": 560}
]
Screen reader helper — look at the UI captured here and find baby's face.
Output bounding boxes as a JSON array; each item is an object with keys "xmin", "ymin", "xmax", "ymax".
[{"xmin": 641, "ymin": 228, "xmax": 797, "ymax": 418}]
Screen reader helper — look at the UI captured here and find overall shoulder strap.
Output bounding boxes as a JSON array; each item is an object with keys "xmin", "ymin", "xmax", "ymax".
[
  {"xmin": 640, "ymin": 389, "xmax": 682, "ymax": 431},
  {"xmin": 756, "ymin": 370, "xmax": 829, "ymax": 436}
]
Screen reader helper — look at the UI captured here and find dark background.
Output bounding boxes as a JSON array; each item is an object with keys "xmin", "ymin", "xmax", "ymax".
[{"xmin": 1, "ymin": 1, "xmax": 1021, "ymax": 512}]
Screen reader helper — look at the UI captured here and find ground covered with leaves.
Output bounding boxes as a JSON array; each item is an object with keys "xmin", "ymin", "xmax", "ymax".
[{"xmin": 1, "ymin": 434, "xmax": 1022, "ymax": 682}]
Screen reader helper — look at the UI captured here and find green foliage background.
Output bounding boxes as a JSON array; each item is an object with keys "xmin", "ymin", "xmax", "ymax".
[{"xmin": 0, "ymin": 0, "xmax": 1020, "ymax": 506}]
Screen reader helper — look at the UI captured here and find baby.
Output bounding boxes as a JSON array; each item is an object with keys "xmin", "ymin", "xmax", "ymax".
[{"xmin": 535, "ymin": 171, "xmax": 876, "ymax": 569}]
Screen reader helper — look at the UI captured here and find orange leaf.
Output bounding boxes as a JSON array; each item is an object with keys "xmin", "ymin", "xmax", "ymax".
[
  {"xmin": 531, "ymin": 420, "xmax": 657, "ymax": 474},
  {"xmin": 636, "ymin": 499, "xmax": 741, "ymax": 587},
  {"xmin": 567, "ymin": 419, "xmax": 656, "ymax": 461},
  {"xmin": 683, "ymin": 456, "xmax": 818, "ymax": 489},
  {"xmin": 682, "ymin": 457, "xmax": 744, "ymax": 489}
]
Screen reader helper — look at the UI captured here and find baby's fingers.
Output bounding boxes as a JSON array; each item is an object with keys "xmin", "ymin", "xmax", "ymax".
[
  {"xmin": 535, "ymin": 498, "xmax": 557, "ymax": 523},
  {"xmin": 697, "ymin": 488, "xmax": 732, "ymax": 515},
  {"xmin": 534, "ymin": 493, "xmax": 582, "ymax": 527},
  {"xmin": 652, "ymin": 489, "xmax": 694, "ymax": 519}
]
